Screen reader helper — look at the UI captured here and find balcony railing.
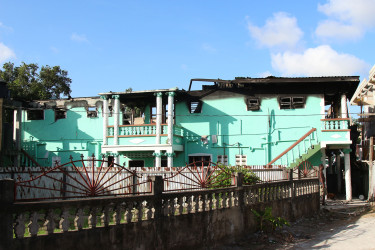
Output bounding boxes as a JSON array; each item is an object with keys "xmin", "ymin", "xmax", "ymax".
[
  {"xmin": 107, "ymin": 124, "xmax": 183, "ymax": 137},
  {"xmin": 321, "ymin": 118, "xmax": 350, "ymax": 131}
]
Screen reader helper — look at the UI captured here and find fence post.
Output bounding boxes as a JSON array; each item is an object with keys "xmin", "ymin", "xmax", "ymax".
[
  {"xmin": 235, "ymin": 173, "xmax": 245, "ymax": 208},
  {"xmin": 0, "ymin": 179, "xmax": 15, "ymax": 250},
  {"xmin": 150, "ymin": 175, "xmax": 164, "ymax": 219},
  {"xmin": 289, "ymin": 169, "xmax": 295, "ymax": 199}
]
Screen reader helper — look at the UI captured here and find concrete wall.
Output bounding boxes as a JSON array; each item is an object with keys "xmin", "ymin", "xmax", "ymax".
[{"xmin": 10, "ymin": 194, "xmax": 319, "ymax": 250}]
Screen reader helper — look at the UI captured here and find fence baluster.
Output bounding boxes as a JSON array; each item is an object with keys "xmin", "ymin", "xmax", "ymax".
[{"xmin": 44, "ymin": 209, "xmax": 56, "ymax": 235}]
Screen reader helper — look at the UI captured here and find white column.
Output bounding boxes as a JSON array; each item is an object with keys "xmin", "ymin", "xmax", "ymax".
[
  {"xmin": 113, "ymin": 95, "xmax": 120, "ymax": 145},
  {"xmin": 101, "ymin": 96, "xmax": 109, "ymax": 145},
  {"xmin": 167, "ymin": 92, "xmax": 175, "ymax": 145},
  {"xmin": 166, "ymin": 151, "xmax": 174, "ymax": 168},
  {"xmin": 155, "ymin": 92, "xmax": 163, "ymax": 145},
  {"xmin": 343, "ymin": 148, "xmax": 352, "ymax": 201},
  {"xmin": 154, "ymin": 150, "xmax": 162, "ymax": 168},
  {"xmin": 341, "ymin": 94, "xmax": 348, "ymax": 118},
  {"xmin": 114, "ymin": 153, "xmax": 119, "ymax": 165}
]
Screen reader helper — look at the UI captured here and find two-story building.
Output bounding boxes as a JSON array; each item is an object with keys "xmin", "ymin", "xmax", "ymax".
[{"xmin": 17, "ymin": 76, "xmax": 359, "ymax": 200}]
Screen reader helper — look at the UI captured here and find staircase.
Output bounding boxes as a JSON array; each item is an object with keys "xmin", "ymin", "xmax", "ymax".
[{"xmin": 267, "ymin": 128, "xmax": 320, "ymax": 168}]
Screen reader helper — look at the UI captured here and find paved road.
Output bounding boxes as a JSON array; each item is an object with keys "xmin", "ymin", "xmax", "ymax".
[
  {"xmin": 291, "ymin": 211, "xmax": 375, "ymax": 249},
  {"xmin": 217, "ymin": 200, "xmax": 375, "ymax": 250}
]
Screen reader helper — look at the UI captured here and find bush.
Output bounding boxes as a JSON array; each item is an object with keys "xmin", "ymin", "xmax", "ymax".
[{"xmin": 211, "ymin": 164, "xmax": 260, "ymax": 187}]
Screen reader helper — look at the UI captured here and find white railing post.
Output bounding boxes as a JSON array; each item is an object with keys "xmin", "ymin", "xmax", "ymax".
[{"xmin": 113, "ymin": 95, "xmax": 120, "ymax": 145}]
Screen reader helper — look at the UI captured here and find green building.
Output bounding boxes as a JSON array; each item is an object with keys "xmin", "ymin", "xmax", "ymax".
[{"xmin": 17, "ymin": 76, "xmax": 359, "ymax": 199}]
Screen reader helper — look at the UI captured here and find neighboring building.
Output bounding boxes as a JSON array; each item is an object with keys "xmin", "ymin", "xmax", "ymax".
[
  {"xmin": 0, "ymin": 77, "xmax": 22, "ymax": 167},
  {"xmin": 20, "ymin": 97, "xmax": 104, "ymax": 166},
  {"xmin": 350, "ymin": 64, "xmax": 375, "ymax": 200},
  {"xmin": 16, "ymin": 76, "xmax": 359, "ymax": 200}
]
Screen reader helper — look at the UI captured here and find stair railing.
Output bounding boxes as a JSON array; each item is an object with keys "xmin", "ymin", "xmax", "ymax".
[{"xmin": 267, "ymin": 128, "xmax": 317, "ymax": 167}]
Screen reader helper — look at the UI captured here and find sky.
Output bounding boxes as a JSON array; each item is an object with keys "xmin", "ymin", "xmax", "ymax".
[{"xmin": 0, "ymin": 0, "xmax": 374, "ymax": 103}]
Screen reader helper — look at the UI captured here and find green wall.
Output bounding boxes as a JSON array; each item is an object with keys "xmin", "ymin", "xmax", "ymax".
[
  {"xmin": 175, "ymin": 91, "xmax": 323, "ymax": 166},
  {"xmin": 22, "ymin": 107, "xmax": 103, "ymax": 165}
]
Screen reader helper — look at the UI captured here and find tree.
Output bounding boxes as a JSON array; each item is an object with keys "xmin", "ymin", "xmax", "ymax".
[{"xmin": 0, "ymin": 62, "xmax": 72, "ymax": 101}]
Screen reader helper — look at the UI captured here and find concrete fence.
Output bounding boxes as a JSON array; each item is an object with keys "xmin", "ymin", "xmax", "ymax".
[
  {"xmin": 0, "ymin": 176, "xmax": 320, "ymax": 250},
  {"xmin": 0, "ymin": 166, "xmax": 288, "ymax": 201}
]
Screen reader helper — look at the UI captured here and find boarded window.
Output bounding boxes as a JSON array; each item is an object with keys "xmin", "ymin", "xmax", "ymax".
[
  {"xmin": 246, "ymin": 98, "xmax": 260, "ymax": 111},
  {"xmin": 27, "ymin": 110, "xmax": 44, "ymax": 120},
  {"xmin": 189, "ymin": 101, "xmax": 202, "ymax": 113},
  {"xmin": 217, "ymin": 155, "xmax": 228, "ymax": 165},
  {"xmin": 55, "ymin": 109, "xmax": 67, "ymax": 121},
  {"xmin": 235, "ymin": 155, "xmax": 247, "ymax": 166}
]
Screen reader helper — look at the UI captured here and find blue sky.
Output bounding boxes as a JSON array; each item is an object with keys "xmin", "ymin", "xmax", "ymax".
[{"xmin": 0, "ymin": 0, "xmax": 374, "ymax": 100}]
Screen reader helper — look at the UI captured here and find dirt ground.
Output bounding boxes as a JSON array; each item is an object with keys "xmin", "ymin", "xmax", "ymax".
[{"xmin": 216, "ymin": 200, "xmax": 375, "ymax": 250}]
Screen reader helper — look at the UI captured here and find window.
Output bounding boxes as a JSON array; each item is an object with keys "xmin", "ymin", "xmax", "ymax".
[
  {"xmin": 235, "ymin": 155, "xmax": 247, "ymax": 166},
  {"xmin": 279, "ymin": 96, "xmax": 305, "ymax": 109},
  {"xmin": 107, "ymin": 156, "xmax": 114, "ymax": 166},
  {"xmin": 87, "ymin": 107, "xmax": 98, "ymax": 118},
  {"xmin": 189, "ymin": 155, "xmax": 211, "ymax": 165},
  {"xmin": 150, "ymin": 105, "xmax": 167, "ymax": 124},
  {"xmin": 246, "ymin": 98, "xmax": 260, "ymax": 111},
  {"xmin": 27, "ymin": 110, "xmax": 44, "ymax": 120},
  {"xmin": 154, "ymin": 157, "xmax": 168, "ymax": 167},
  {"xmin": 217, "ymin": 155, "xmax": 228, "ymax": 165},
  {"xmin": 129, "ymin": 160, "xmax": 145, "ymax": 168},
  {"xmin": 55, "ymin": 109, "xmax": 66, "ymax": 121},
  {"xmin": 189, "ymin": 101, "xmax": 202, "ymax": 113}
]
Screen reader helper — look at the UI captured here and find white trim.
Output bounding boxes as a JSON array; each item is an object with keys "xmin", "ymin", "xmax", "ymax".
[
  {"xmin": 101, "ymin": 144, "xmax": 183, "ymax": 153},
  {"xmin": 321, "ymin": 141, "xmax": 352, "ymax": 148}
]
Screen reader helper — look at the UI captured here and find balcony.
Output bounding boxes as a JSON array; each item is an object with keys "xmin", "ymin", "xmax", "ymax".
[
  {"xmin": 320, "ymin": 118, "xmax": 351, "ymax": 146},
  {"xmin": 103, "ymin": 124, "xmax": 184, "ymax": 152}
]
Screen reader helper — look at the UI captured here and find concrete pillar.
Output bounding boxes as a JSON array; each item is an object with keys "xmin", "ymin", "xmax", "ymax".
[
  {"xmin": 149, "ymin": 175, "xmax": 163, "ymax": 219},
  {"xmin": 0, "ymin": 179, "xmax": 14, "ymax": 250},
  {"xmin": 101, "ymin": 96, "xmax": 109, "ymax": 145},
  {"xmin": 113, "ymin": 95, "xmax": 120, "ymax": 145},
  {"xmin": 155, "ymin": 92, "xmax": 163, "ymax": 145},
  {"xmin": 336, "ymin": 152, "xmax": 342, "ymax": 193},
  {"xmin": 154, "ymin": 150, "xmax": 162, "ymax": 168},
  {"xmin": 321, "ymin": 148, "xmax": 327, "ymax": 181},
  {"xmin": 341, "ymin": 94, "xmax": 348, "ymax": 118},
  {"xmin": 369, "ymin": 137, "xmax": 374, "ymax": 201},
  {"xmin": 166, "ymin": 92, "xmax": 175, "ymax": 145},
  {"xmin": 343, "ymin": 148, "xmax": 352, "ymax": 201}
]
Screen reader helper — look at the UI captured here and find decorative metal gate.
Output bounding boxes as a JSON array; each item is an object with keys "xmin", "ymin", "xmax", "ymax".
[
  {"xmin": 14, "ymin": 155, "xmax": 151, "ymax": 201},
  {"xmin": 163, "ymin": 161, "xmax": 235, "ymax": 191},
  {"xmin": 293, "ymin": 160, "xmax": 318, "ymax": 178}
]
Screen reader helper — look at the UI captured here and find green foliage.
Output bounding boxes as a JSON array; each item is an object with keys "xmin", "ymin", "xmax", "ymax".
[
  {"xmin": 1, "ymin": 62, "xmax": 72, "ymax": 101},
  {"xmin": 213, "ymin": 164, "xmax": 260, "ymax": 187},
  {"xmin": 251, "ymin": 206, "xmax": 290, "ymax": 232}
]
